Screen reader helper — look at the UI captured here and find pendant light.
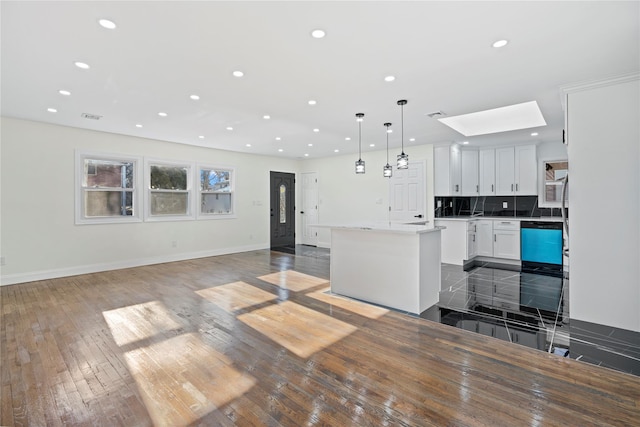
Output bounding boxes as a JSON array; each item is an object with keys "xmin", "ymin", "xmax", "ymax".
[
  {"xmin": 355, "ymin": 113, "xmax": 365, "ymax": 174},
  {"xmin": 396, "ymin": 99, "xmax": 409, "ymax": 169},
  {"xmin": 383, "ymin": 122, "xmax": 393, "ymax": 178}
]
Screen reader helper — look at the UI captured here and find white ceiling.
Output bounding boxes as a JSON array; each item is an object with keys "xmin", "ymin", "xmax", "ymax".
[{"xmin": 2, "ymin": 1, "xmax": 638, "ymax": 159}]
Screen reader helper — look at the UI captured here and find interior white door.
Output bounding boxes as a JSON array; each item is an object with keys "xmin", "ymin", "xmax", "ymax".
[
  {"xmin": 300, "ymin": 172, "xmax": 319, "ymax": 246},
  {"xmin": 388, "ymin": 161, "xmax": 425, "ymax": 223}
]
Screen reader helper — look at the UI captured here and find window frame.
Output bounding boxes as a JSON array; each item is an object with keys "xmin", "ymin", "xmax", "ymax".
[
  {"xmin": 75, "ymin": 150, "xmax": 143, "ymax": 225},
  {"xmin": 196, "ymin": 164, "xmax": 237, "ymax": 220},
  {"xmin": 538, "ymin": 158, "xmax": 568, "ymax": 208},
  {"xmin": 144, "ymin": 158, "xmax": 195, "ymax": 222}
]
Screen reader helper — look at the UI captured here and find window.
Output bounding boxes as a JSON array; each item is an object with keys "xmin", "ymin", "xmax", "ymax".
[
  {"xmin": 75, "ymin": 151, "xmax": 142, "ymax": 224},
  {"xmin": 145, "ymin": 160, "xmax": 193, "ymax": 220},
  {"xmin": 539, "ymin": 159, "xmax": 568, "ymax": 207},
  {"xmin": 198, "ymin": 165, "xmax": 235, "ymax": 218}
]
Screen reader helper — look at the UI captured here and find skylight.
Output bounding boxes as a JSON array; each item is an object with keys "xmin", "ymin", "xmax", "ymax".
[{"xmin": 438, "ymin": 101, "xmax": 546, "ymax": 136}]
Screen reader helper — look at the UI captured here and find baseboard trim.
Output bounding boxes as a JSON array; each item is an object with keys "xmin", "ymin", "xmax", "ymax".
[{"xmin": 0, "ymin": 243, "xmax": 268, "ymax": 286}]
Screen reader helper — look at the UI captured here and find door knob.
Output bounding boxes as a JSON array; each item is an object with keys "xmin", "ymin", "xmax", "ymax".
[
  {"xmin": 300, "ymin": 211, "xmax": 305, "ymax": 214},
  {"xmin": 414, "ymin": 214, "xmax": 423, "ymax": 218}
]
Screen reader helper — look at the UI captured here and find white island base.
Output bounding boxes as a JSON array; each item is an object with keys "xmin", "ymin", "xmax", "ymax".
[{"xmin": 324, "ymin": 224, "xmax": 443, "ymax": 315}]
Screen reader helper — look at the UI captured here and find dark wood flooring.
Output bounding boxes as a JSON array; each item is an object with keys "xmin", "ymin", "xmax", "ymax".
[{"xmin": 1, "ymin": 249, "xmax": 639, "ymax": 426}]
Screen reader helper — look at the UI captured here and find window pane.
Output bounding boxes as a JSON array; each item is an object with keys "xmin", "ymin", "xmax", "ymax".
[
  {"xmin": 150, "ymin": 165, "xmax": 187, "ymax": 190},
  {"xmin": 200, "ymin": 169, "xmax": 231, "ymax": 192},
  {"xmin": 150, "ymin": 192, "xmax": 188, "ymax": 215},
  {"xmin": 201, "ymin": 193, "xmax": 232, "ymax": 214},
  {"xmin": 279, "ymin": 184, "xmax": 286, "ymax": 224},
  {"xmin": 84, "ymin": 159, "xmax": 133, "ymax": 188},
  {"xmin": 543, "ymin": 161, "xmax": 568, "ymax": 204},
  {"xmin": 85, "ymin": 190, "xmax": 133, "ymax": 217}
]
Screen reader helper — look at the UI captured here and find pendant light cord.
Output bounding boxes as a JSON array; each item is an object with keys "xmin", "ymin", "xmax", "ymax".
[
  {"xmin": 400, "ymin": 103, "xmax": 404, "ymax": 155},
  {"xmin": 359, "ymin": 120, "xmax": 362, "ymax": 160}
]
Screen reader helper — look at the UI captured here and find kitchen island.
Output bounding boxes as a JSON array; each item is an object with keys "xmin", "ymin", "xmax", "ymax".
[{"xmin": 315, "ymin": 223, "xmax": 443, "ymax": 315}]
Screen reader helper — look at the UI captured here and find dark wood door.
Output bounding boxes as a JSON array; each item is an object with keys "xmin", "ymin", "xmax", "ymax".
[{"xmin": 270, "ymin": 171, "xmax": 295, "ymax": 248}]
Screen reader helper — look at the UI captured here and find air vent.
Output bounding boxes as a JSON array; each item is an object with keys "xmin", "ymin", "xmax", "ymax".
[
  {"xmin": 426, "ymin": 111, "xmax": 446, "ymax": 119},
  {"xmin": 81, "ymin": 113, "xmax": 102, "ymax": 120}
]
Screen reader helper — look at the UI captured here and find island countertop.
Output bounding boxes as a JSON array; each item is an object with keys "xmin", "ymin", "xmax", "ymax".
[{"xmin": 314, "ymin": 222, "xmax": 444, "ymax": 235}]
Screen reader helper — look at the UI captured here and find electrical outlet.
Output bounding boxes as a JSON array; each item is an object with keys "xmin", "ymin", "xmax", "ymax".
[
  {"xmin": 503, "ymin": 202, "xmax": 508, "ymax": 208},
  {"xmin": 171, "ymin": 241, "xmax": 177, "ymax": 248},
  {"xmin": 437, "ymin": 200, "xmax": 442, "ymax": 208},
  {"xmin": 449, "ymin": 202, "xmax": 453, "ymax": 207}
]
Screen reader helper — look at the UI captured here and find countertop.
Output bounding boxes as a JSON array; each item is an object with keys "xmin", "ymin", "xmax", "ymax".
[
  {"xmin": 435, "ymin": 216, "xmax": 563, "ymax": 223},
  {"xmin": 314, "ymin": 222, "xmax": 444, "ymax": 235}
]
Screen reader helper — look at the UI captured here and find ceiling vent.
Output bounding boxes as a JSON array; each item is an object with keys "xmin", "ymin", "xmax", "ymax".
[
  {"xmin": 81, "ymin": 113, "xmax": 102, "ymax": 120},
  {"xmin": 426, "ymin": 111, "xmax": 446, "ymax": 119}
]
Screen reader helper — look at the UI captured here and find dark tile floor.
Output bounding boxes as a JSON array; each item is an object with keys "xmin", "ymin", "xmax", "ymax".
[{"xmin": 428, "ymin": 263, "xmax": 640, "ymax": 376}]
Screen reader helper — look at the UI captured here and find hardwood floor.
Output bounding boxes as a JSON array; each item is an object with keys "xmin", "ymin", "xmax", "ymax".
[{"xmin": 1, "ymin": 249, "xmax": 639, "ymax": 426}]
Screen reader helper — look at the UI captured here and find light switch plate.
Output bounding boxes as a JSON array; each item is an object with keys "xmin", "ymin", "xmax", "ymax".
[
  {"xmin": 503, "ymin": 202, "xmax": 508, "ymax": 208},
  {"xmin": 437, "ymin": 200, "xmax": 442, "ymax": 208}
]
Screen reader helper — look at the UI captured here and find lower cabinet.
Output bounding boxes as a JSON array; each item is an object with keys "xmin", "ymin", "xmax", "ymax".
[{"xmin": 476, "ymin": 219, "xmax": 520, "ymax": 260}]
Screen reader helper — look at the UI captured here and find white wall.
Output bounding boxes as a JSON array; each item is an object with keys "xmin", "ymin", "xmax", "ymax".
[
  {"xmin": 300, "ymin": 145, "xmax": 434, "ymax": 247},
  {"xmin": 0, "ymin": 117, "xmax": 298, "ymax": 285},
  {"xmin": 566, "ymin": 76, "xmax": 640, "ymax": 332}
]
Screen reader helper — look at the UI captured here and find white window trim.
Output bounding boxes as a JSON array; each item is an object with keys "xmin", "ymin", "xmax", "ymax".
[
  {"xmin": 538, "ymin": 157, "xmax": 568, "ymax": 208},
  {"xmin": 196, "ymin": 163, "xmax": 237, "ymax": 220},
  {"xmin": 75, "ymin": 150, "xmax": 143, "ymax": 225},
  {"xmin": 144, "ymin": 158, "xmax": 195, "ymax": 222}
]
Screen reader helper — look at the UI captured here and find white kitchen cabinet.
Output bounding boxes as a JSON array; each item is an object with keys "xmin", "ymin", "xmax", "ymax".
[
  {"xmin": 434, "ymin": 219, "xmax": 467, "ymax": 265},
  {"xmin": 476, "ymin": 220, "xmax": 494, "ymax": 257},
  {"xmin": 479, "ymin": 149, "xmax": 496, "ymax": 195},
  {"xmin": 434, "ymin": 145, "xmax": 462, "ymax": 196},
  {"xmin": 466, "ymin": 220, "xmax": 478, "ymax": 259},
  {"xmin": 461, "ymin": 150, "xmax": 479, "ymax": 196},
  {"xmin": 514, "ymin": 145, "xmax": 537, "ymax": 195},
  {"xmin": 476, "ymin": 219, "xmax": 520, "ymax": 260},
  {"xmin": 495, "ymin": 145, "xmax": 537, "ymax": 195},
  {"xmin": 493, "ymin": 220, "xmax": 521, "ymax": 260}
]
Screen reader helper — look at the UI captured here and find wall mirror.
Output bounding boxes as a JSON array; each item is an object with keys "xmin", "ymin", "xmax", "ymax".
[{"xmin": 539, "ymin": 159, "xmax": 568, "ymax": 207}]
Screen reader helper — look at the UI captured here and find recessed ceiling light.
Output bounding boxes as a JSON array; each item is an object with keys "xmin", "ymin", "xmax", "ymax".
[
  {"xmin": 334, "ymin": 149, "xmax": 339, "ymax": 153},
  {"xmin": 308, "ymin": 100, "xmax": 317, "ymax": 106},
  {"xmin": 246, "ymin": 144, "xmax": 251, "ymax": 147},
  {"xmin": 232, "ymin": 70, "xmax": 244, "ymax": 77},
  {"xmin": 462, "ymin": 141, "xmax": 469, "ymax": 145},
  {"xmin": 384, "ymin": 76, "xmax": 395, "ymax": 82},
  {"xmin": 345, "ymin": 137, "xmax": 351, "ymax": 141},
  {"xmin": 158, "ymin": 112, "xmax": 168, "ymax": 117},
  {"xmin": 135, "ymin": 124, "xmax": 143, "ymax": 128},
  {"xmin": 369, "ymin": 144, "xmax": 375, "ymax": 147},
  {"xmin": 275, "ymin": 137, "xmax": 281, "ymax": 141},
  {"xmin": 278, "ymin": 148, "xmax": 284, "ymax": 152},
  {"xmin": 308, "ymin": 143, "xmax": 313, "ymax": 147},
  {"xmin": 198, "ymin": 135, "xmax": 205, "ymax": 139},
  {"xmin": 98, "ymin": 19, "xmax": 116, "ymax": 29},
  {"xmin": 190, "ymin": 94, "xmax": 200, "ymax": 100},
  {"xmin": 493, "ymin": 39, "xmax": 508, "ymax": 48},
  {"xmin": 438, "ymin": 101, "xmax": 546, "ymax": 137},
  {"xmin": 313, "ymin": 128, "xmax": 319, "ymax": 132},
  {"xmin": 304, "ymin": 153, "xmax": 309, "ymax": 157},
  {"xmin": 58, "ymin": 90, "xmax": 71, "ymax": 96},
  {"xmin": 226, "ymin": 127, "xmax": 233, "ymax": 131},
  {"xmin": 311, "ymin": 29, "xmax": 326, "ymax": 39},
  {"xmin": 409, "ymin": 138, "xmax": 415, "ymax": 142},
  {"xmin": 47, "ymin": 108, "xmax": 57, "ymax": 113},
  {"xmin": 74, "ymin": 61, "xmax": 90, "ymax": 69},
  {"xmin": 263, "ymin": 115, "xmax": 271, "ymax": 119},
  {"xmin": 531, "ymin": 132, "xmax": 539, "ymax": 136}
]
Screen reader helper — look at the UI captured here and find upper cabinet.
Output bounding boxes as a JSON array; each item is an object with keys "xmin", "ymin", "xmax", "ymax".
[
  {"xmin": 495, "ymin": 145, "xmax": 537, "ymax": 195},
  {"xmin": 479, "ymin": 149, "xmax": 496, "ymax": 195},
  {"xmin": 434, "ymin": 145, "xmax": 462, "ymax": 196},
  {"xmin": 461, "ymin": 150, "xmax": 479, "ymax": 196}
]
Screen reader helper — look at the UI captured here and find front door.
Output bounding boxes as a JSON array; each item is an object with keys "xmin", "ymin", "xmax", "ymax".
[{"xmin": 270, "ymin": 171, "xmax": 295, "ymax": 248}]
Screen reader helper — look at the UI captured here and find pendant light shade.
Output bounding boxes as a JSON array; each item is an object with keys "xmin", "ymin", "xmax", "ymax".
[
  {"xmin": 355, "ymin": 113, "xmax": 365, "ymax": 174},
  {"xmin": 383, "ymin": 122, "xmax": 393, "ymax": 178},
  {"xmin": 396, "ymin": 100, "xmax": 409, "ymax": 169}
]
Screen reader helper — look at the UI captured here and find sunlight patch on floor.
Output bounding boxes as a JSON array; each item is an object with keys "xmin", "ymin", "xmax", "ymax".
[
  {"xmin": 307, "ymin": 287, "xmax": 389, "ymax": 319},
  {"xmin": 196, "ymin": 281, "xmax": 277, "ymax": 313},
  {"xmin": 237, "ymin": 300, "xmax": 357, "ymax": 358},
  {"xmin": 103, "ymin": 300, "xmax": 183, "ymax": 346},
  {"xmin": 124, "ymin": 332, "xmax": 256, "ymax": 427},
  {"xmin": 258, "ymin": 270, "xmax": 329, "ymax": 292}
]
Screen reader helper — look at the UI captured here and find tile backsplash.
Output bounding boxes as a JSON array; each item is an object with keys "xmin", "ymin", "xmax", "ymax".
[{"xmin": 434, "ymin": 196, "xmax": 564, "ymax": 218}]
